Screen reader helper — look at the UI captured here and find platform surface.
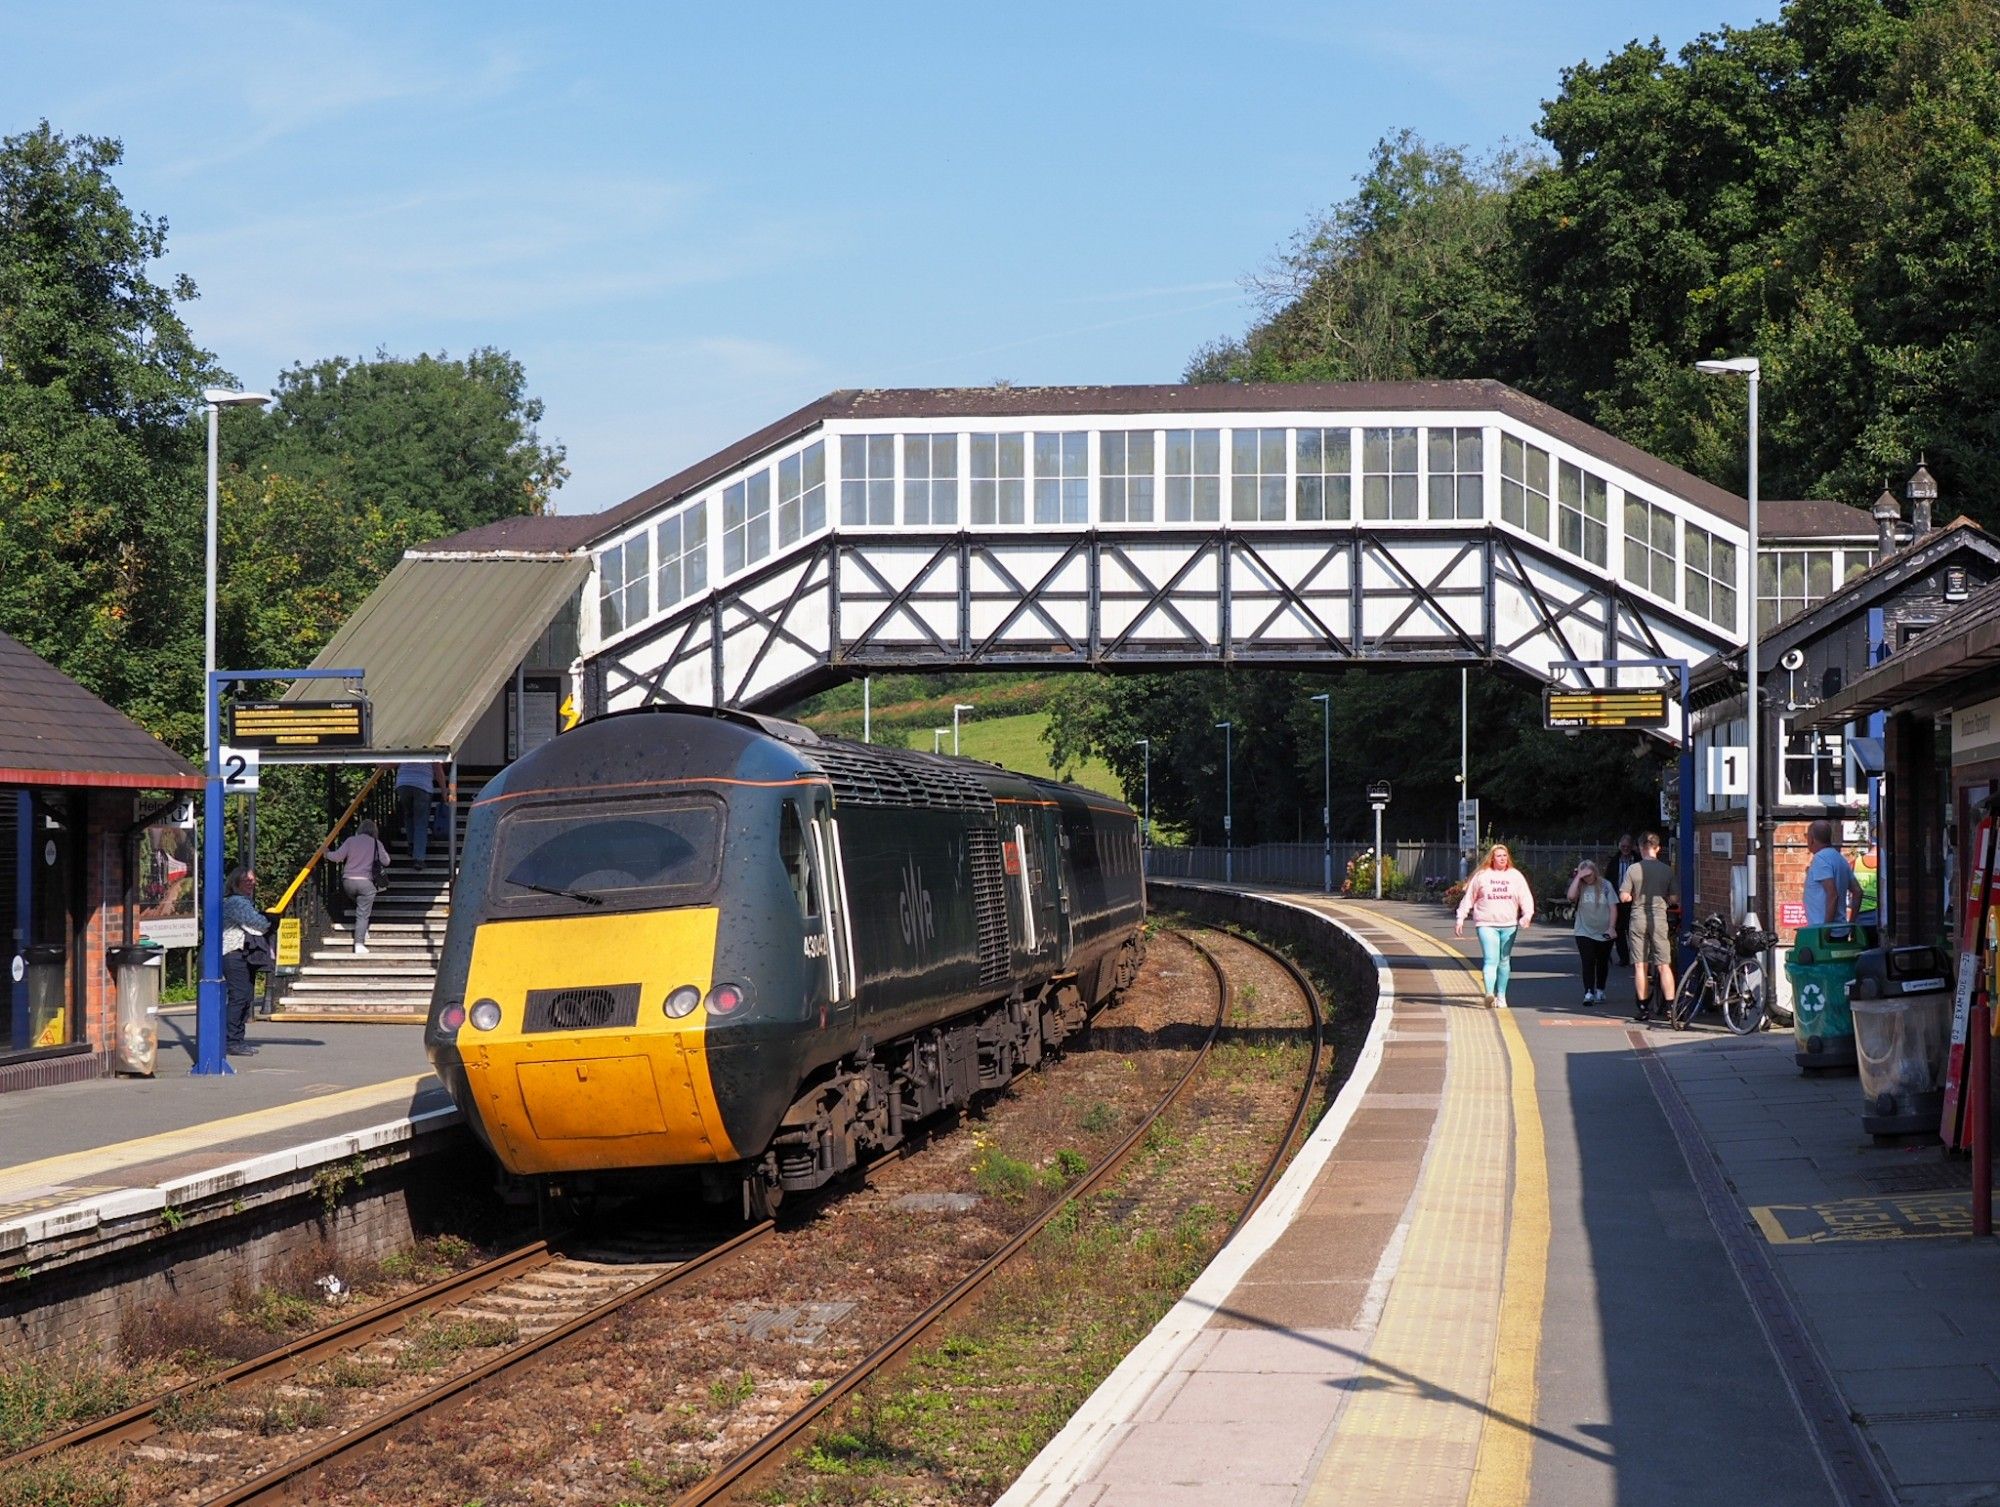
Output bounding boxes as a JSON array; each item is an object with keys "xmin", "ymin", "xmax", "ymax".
[
  {"xmin": 0, "ymin": 1013, "xmax": 452, "ymax": 1236},
  {"xmin": 1005, "ymin": 894, "xmax": 2000, "ymax": 1507}
]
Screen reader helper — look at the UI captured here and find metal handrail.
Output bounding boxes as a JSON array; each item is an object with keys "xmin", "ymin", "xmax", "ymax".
[{"xmin": 274, "ymin": 766, "xmax": 389, "ymax": 914}]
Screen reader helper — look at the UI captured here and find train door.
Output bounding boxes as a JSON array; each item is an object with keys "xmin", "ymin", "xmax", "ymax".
[
  {"xmin": 780, "ymin": 797, "xmax": 856, "ymax": 1029},
  {"xmin": 813, "ymin": 798, "xmax": 860, "ymax": 1026},
  {"xmin": 1043, "ymin": 808, "xmax": 1073, "ymax": 964},
  {"xmin": 1011, "ymin": 809, "xmax": 1067, "ymax": 966}
]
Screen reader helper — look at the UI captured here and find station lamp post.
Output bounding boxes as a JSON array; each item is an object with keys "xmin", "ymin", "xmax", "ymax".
[
  {"xmin": 197, "ymin": 387, "xmax": 273, "ymax": 1077},
  {"xmin": 1310, "ymin": 693, "xmax": 1331, "ymax": 893},
  {"xmin": 933, "ymin": 728, "xmax": 948, "ymax": 753},
  {"xmin": 952, "ymin": 703, "xmax": 975, "ymax": 755},
  {"xmin": 1133, "ymin": 738, "xmax": 1151, "ymax": 858},
  {"xmin": 1216, "ymin": 721, "xmax": 1233, "ymax": 884},
  {"xmin": 1695, "ymin": 355, "xmax": 1761, "ymax": 925}
]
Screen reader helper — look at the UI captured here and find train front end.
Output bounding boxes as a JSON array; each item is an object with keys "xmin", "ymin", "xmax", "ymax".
[{"xmin": 425, "ymin": 711, "xmax": 810, "ymax": 1181}]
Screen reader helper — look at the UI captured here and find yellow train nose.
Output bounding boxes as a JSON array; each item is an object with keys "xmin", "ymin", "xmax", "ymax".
[{"xmin": 448, "ymin": 907, "xmax": 741, "ymax": 1174}]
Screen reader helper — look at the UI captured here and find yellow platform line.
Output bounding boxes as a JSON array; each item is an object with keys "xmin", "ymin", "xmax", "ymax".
[
  {"xmin": 0, "ymin": 1073, "xmax": 440, "ymax": 1204},
  {"xmin": 1313, "ymin": 904, "xmax": 1551, "ymax": 1507}
]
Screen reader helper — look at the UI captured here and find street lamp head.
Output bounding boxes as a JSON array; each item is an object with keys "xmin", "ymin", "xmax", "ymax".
[
  {"xmin": 953, "ymin": 703, "xmax": 975, "ymax": 713},
  {"xmin": 1215, "ymin": 721, "xmax": 1230, "ymax": 731},
  {"xmin": 1134, "ymin": 737, "xmax": 1149, "ymax": 749},
  {"xmin": 1694, "ymin": 357, "xmax": 1759, "ymax": 378},
  {"xmin": 1310, "ymin": 693, "xmax": 1330, "ymax": 705},
  {"xmin": 202, "ymin": 388, "xmax": 273, "ymax": 408}
]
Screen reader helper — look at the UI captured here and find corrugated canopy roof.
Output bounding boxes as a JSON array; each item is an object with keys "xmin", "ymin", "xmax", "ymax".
[
  {"xmin": 288, "ymin": 555, "xmax": 588, "ymax": 756},
  {"xmin": 0, "ymin": 632, "xmax": 201, "ymax": 789}
]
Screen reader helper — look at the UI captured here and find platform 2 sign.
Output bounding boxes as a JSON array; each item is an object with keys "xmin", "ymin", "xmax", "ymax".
[
  {"xmin": 1544, "ymin": 687, "xmax": 1671, "ymax": 731},
  {"xmin": 228, "ymin": 700, "xmax": 371, "ymax": 750}
]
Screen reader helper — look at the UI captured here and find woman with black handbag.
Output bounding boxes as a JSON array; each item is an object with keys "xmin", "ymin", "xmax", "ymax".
[{"xmin": 221, "ymin": 866, "xmax": 273, "ymax": 1057}]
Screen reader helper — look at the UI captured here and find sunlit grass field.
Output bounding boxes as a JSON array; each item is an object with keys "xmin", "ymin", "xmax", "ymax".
[{"xmin": 950, "ymin": 712, "xmax": 1124, "ymax": 800}]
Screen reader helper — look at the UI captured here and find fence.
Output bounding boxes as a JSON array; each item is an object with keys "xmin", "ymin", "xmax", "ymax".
[{"xmin": 1144, "ymin": 839, "xmax": 1609, "ymax": 893}]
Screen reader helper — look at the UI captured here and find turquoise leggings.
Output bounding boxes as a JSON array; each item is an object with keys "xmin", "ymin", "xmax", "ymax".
[{"xmin": 1476, "ymin": 925, "xmax": 1519, "ymax": 998}]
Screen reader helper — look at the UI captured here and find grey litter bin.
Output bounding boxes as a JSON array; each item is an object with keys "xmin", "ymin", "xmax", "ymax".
[
  {"xmin": 107, "ymin": 944, "xmax": 163, "ymax": 1076},
  {"xmin": 24, "ymin": 943, "xmax": 68, "ymax": 1048},
  {"xmin": 1849, "ymin": 945, "xmax": 1952, "ymax": 1139}
]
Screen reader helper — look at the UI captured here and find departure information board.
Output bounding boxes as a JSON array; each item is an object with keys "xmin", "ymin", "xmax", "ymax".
[
  {"xmin": 228, "ymin": 700, "xmax": 371, "ymax": 749},
  {"xmin": 1543, "ymin": 687, "xmax": 1671, "ymax": 731}
]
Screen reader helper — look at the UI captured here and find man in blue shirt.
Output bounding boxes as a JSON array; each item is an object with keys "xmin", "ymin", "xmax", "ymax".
[{"xmin": 1803, "ymin": 819, "xmax": 1863, "ymax": 926}]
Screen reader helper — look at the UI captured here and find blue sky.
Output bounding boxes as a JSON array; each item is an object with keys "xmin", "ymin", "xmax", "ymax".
[{"xmin": 8, "ymin": 1, "xmax": 1775, "ymax": 515}]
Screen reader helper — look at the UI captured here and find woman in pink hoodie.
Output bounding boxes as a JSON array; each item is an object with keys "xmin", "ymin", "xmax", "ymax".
[{"xmin": 1453, "ymin": 844, "xmax": 1535, "ymax": 1006}]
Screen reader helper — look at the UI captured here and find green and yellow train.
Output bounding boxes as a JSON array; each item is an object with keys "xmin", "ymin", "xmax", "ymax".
[{"xmin": 425, "ymin": 707, "xmax": 1146, "ymax": 1215}]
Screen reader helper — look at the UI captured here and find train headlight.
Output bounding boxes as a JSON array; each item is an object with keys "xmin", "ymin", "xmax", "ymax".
[
  {"xmin": 705, "ymin": 983, "xmax": 745, "ymax": 1016},
  {"xmin": 469, "ymin": 998, "xmax": 502, "ymax": 1031},
  {"xmin": 438, "ymin": 1001, "xmax": 466, "ymax": 1033},
  {"xmin": 662, "ymin": 984, "xmax": 701, "ymax": 1019}
]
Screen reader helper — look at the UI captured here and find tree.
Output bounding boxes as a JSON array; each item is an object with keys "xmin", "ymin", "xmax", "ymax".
[
  {"xmin": 0, "ymin": 121, "xmax": 221, "ymax": 749},
  {"xmin": 229, "ymin": 349, "xmax": 567, "ymax": 539}
]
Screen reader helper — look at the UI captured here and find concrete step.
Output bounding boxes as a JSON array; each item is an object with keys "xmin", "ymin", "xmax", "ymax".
[
  {"xmin": 288, "ymin": 977, "xmax": 436, "ymax": 996},
  {"xmin": 308, "ymin": 948, "xmax": 439, "ymax": 964},
  {"xmin": 291, "ymin": 964, "xmax": 438, "ymax": 979},
  {"xmin": 273, "ymin": 1005, "xmax": 428, "ymax": 1021}
]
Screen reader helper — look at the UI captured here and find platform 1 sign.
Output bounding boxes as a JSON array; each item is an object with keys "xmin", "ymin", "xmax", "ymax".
[
  {"xmin": 1544, "ymin": 687, "xmax": 1671, "ymax": 731},
  {"xmin": 229, "ymin": 699, "xmax": 371, "ymax": 750}
]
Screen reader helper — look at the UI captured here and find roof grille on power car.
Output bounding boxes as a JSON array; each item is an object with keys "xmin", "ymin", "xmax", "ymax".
[
  {"xmin": 523, "ymin": 984, "xmax": 642, "ymax": 1033},
  {"xmin": 809, "ymin": 742, "xmax": 995, "ymax": 812}
]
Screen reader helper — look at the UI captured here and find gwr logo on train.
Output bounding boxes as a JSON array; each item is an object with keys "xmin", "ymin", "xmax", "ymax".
[{"xmin": 899, "ymin": 857, "xmax": 936, "ymax": 957}]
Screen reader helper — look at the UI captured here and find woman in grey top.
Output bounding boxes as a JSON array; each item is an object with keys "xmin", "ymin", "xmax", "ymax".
[
  {"xmin": 327, "ymin": 819, "xmax": 390, "ymax": 954},
  {"xmin": 221, "ymin": 865, "xmax": 270, "ymax": 1056}
]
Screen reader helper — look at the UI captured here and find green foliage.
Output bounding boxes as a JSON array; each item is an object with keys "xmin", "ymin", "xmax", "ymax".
[
  {"xmin": 1342, "ymin": 850, "xmax": 1400, "ymax": 895},
  {"xmin": 0, "ymin": 1458, "xmax": 126, "ymax": 1507},
  {"xmin": 0, "ymin": 1351, "xmax": 150, "ymax": 1450},
  {"xmin": 0, "ymin": 121, "xmax": 220, "ymax": 750}
]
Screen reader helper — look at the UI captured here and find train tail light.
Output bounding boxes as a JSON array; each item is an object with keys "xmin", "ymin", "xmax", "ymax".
[
  {"xmin": 438, "ymin": 1001, "xmax": 466, "ymax": 1033},
  {"xmin": 705, "ymin": 983, "xmax": 745, "ymax": 1016},
  {"xmin": 663, "ymin": 984, "xmax": 701, "ymax": 1018}
]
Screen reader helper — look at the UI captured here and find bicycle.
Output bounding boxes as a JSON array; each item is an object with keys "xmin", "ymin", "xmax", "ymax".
[{"xmin": 1671, "ymin": 914, "xmax": 1777, "ymax": 1034}]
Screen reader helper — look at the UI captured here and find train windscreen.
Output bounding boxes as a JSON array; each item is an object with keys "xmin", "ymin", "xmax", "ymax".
[{"xmin": 488, "ymin": 797, "xmax": 723, "ymax": 914}]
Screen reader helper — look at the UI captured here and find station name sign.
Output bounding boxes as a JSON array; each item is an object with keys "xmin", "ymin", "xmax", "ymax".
[
  {"xmin": 1543, "ymin": 687, "xmax": 1670, "ymax": 731},
  {"xmin": 228, "ymin": 699, "xmax": 372, "ymax": 749}
]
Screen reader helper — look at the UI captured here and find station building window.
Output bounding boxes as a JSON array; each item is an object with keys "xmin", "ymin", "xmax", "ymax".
[
  {"xmin": 1757, "ymin": 548, "xmax": 1870, "ymax": 632},
  {"xmin": 655, "ymin": 501, "xmax": 707, "ymax": 610},
  {"xmin": 971, "ymin": 432, "xmax": 1027, "ymax": 525},
  {"xmin": 902, "ymin": 434, "xmax": 958, "ymax": 526},
  {"xmin": 1295, "ymin": 428, "xmax": 1351, "ymax": 521},
  {"xmin": 1164, "ymin": 429, "xmax": 1222, "ymax": 522},
  {"xmin": 1362, "ymin": 427, "xmax": 1419, "ymax": 520},
  {"xmin": 1500, "ymin": 434, "xmax": 1551, "ymax": 537},
  {"xmin": 1623, "ymin": 495, "xmax": 1677, "ymax": 600},
  {"xmin": 723, "ymin": 471, "xmax": 772, "ymax": 574},
  {"xmin": 1557, "ymin": 461, "xmax": 1608, "ymax": 566},
  {"xmin": 1684, "ymin": 523, "xmax": 1738, "ymax": 630},
  {"xmin": 1780, "ymin": 718, "xmax": 1864, "ymax": 803},
  {"xmin": 778, "ymin": 441, "xmax": 826, "ymax": 546},
  {"xmin": 1427, "ymin": 428, "xmax": 1482, "ymax": 520},
  {"xmin": 1099, "ymin": 430, "xmax": 1155, "ymax": 523},
  {"xmin": 840, "ymin": 435, "xmax": 895, "ymax": 527},
  {"xmin": 1033, "ymin": 431, "xmax": 1089, "ymax": 525},
  {"xmin": 1231, "ymin": 428, "xmax": 1286, "ymax": 522},
  {"xmin": 597, "ymin": 531, "xmax": 650, "ymax": 637}
]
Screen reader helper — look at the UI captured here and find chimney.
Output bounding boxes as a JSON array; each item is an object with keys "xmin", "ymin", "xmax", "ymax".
[
  {"xmin": 1871, "ymin": 482, "xmax": 1902, "ymax": 556},
  {"xmin": 1907, "ymin": 455, "xmax": 1939, "ymax": 538}
]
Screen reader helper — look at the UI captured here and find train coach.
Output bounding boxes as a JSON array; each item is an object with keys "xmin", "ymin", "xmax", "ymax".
[{"xmin": 425, "ymin": 706, "xmax": 1146, "ymax": 1216}]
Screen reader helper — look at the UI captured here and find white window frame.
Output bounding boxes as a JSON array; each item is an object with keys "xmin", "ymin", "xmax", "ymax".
[
  {"xmin": 1099, "ymin": 429, "xmax": 1156, "ymax": 523},
  {"xmin": 1294, "ymin": 427, "xmax": 1353, "ymax": 521},
  {"xmin": 777, "ymin": 441, "xmax": 827, "ymax": 547},
  {"xmin": 1230, "ymin": 427, "xmax": 1287, "ymax": 522},
  {"xmin": 1164, "ymin": 428, "xmax": 1221, "ymax": 523},
  {"xmin": 1361, "ymin": 426, "xmax": 1419, "ymax": 521},
  {"xmin": 1426, "ymin": 426, "xmax": 1483, "ymax": 520},
  {"xmin": 655, "ymin": 500, "xmax": 708, "ymax": 612},
  {"xmin": 902, "ymin": 433, "xmax": 959, "ymax": 527},
  {"xmin": 1033, "ymin": 431, "xmax": 1089, "ymax": 525}
]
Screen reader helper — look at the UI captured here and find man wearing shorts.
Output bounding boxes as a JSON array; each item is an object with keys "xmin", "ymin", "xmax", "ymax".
[{"xmin": 1619, "ymin": 831, "xmax": 1677, "ymax": 1021}]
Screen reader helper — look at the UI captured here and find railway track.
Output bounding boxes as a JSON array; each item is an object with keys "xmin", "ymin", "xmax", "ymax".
[{"xmin": 1, "ymin": 922, "xmax": 1324, "ymax": 1506}]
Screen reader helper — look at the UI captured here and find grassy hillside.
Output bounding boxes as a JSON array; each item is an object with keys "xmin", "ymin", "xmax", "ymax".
[{"xmin": 952, "ymin": 712, "xmax": 1123, "ymax": 797}]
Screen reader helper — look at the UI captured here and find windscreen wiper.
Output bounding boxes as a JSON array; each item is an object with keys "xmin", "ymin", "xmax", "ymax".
[{"xmin": 506, "ymin": 877, "xmax": 604, "ymax": 906}]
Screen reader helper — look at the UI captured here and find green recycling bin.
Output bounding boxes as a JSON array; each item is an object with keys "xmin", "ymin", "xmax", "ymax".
[{"xmin": 1785, "ymin": 923, "xmax": 1876, "ymax": 1073}]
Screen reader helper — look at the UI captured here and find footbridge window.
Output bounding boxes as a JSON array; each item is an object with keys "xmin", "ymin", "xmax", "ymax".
[
  {"xmin": 1500, "ymin": 434, "xmax": 1551, "ymax": 537},
  {"xmin": 598, "ymin": 532, "xmax": 650, "ymax": 636},
  {"xmin": 1165, "ymin": 429, "xmax": 1222, "ymax": 522},
  {"xmin": 656, "ymin": 501, "xmax": 708, "ymax": 610},
  {"xmin": 723, "ymin": 471, "xmax": 772, "ymax": 574},
  {"xmin": 1231, "ymin": 428, "xmax": 1287, "ymax": 522},
  {"xmin": 1362, "ymin": 427, "xmax": 1418, "ymax": 520},
  {"xmin": 903, "ymin": 434, "xmax": 958, "ymax": 526},
  {"xmin": 1623, "ymin": 494, "xmax": 1677, "ymax": 601},
  {"xmin": 778, "ymin": 442, "xmax": 826, "ymax": 545},
  {"xmin": 1427, "ymin": 427, "xmax": 1483, "ymax": 520},
  {"xmin": 1295, "ymin": 428, "xmax": 1352, "ymax": 521},
  {"xmin": 841, "ymin": 435, "xmax": 896, "ymax": 527},
  {"xmin": 1557, "ymin": 460, "xmax": 1608, "ymax": 566},
  {"xmin": 1034, "ymin": 431, "xmax": 1089, "ymax": 525},
  {"xmin": 1099, "ymin": 430, "xmax": 1156, "ymax": 522},
  {"xmin": 971, "ymin": 432, "xmax": 1027, "ymax": 525},
  {"xmin": 1684, "ymin": 523, "xmax": 1738, "ymax": 630}
]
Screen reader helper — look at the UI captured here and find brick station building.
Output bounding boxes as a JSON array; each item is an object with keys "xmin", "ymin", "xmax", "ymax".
[
  {"xmin": 1688, "ymin": 475, "xmax": 2000, "ymax": 988},
  {"xmin": 0, "ymin": 632, "xmax": 202, "ymax": 1093}
]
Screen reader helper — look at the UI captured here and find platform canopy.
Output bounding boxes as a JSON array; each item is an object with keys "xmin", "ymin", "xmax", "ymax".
[{"xmin": 283, "ymin": 553, "xmax": 589, "ymax": 761}]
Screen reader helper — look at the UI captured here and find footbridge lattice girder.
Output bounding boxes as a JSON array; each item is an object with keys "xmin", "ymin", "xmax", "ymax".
[{"xmin": 590, "ymin": 526, "xmax": 1730, "ymax": 716}]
